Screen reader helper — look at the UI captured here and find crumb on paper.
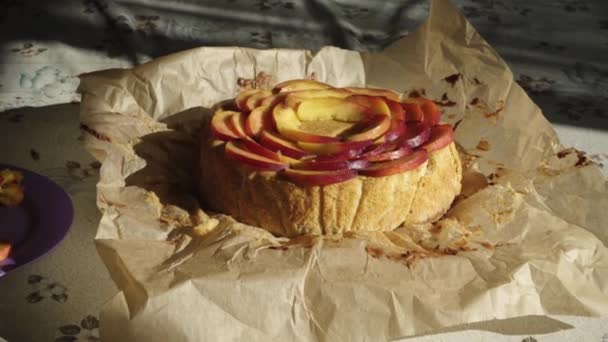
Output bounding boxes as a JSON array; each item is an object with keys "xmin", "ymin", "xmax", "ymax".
[
  {"xmin": 476, "ymin": 139, "xmax": 491, "ymax": 151},
  {"xmin": 237, "ymin": 71, "xmax": 273, "ymax": 90},
  {"xmin": 443, "ymin": 73, "xmax": 461, "ymax": 87},
  {"xmin": 434, "ymin": 93, "xmax": 457, "ymax": 107}
]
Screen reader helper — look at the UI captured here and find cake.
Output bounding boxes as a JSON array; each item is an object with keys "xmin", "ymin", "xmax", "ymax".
[{"xmin": 198, "ymin": 80, "xmax": 462, "ymax": 237}]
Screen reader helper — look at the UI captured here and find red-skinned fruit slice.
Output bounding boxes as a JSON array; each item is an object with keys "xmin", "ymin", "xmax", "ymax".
[
  {"xmin": 298, "ymin": 139, "xmax": 373, "ymax": 156},
  {"xmin": 244, "ymin": 90, "xmax": 272, "ymax": 112},
  {"xmin": 344, "ymin": 87, "xmax": 400, "ymax": 101},
  {"xmin": 0, "ymin": 243, "xmax": 11, "ymax": 261},
  {"xmin": 344, "ymin": 114, "xmax": 391, "ymax": 142},
  {"xmin": 384, "ymin": 119, "xmax": 406, "ymax": 143},
  {"xmin": 359, "ymin": 149, "xmax": 428, "ymax": 177},
  {"xmin": 313, "ymin": 148, "xmax": 365, "ymax": 162},
  {"xmin": 244, "ymin": 106, "xmax": 268, "ymax": 138},
  {"xmin": 241, "ymin": 138, "xmax": 281, "ymax": 161},
  {"xmin": 292, "ymin": 158, "xmax": 370, "ymax": 171},
  {"xmin": 401, "ymin": 102, "xmax": 424, "ymax": 122},
  {"xmin": 364, "ymin": 145, "xmax": 413, "ymax": 162},
  {"xmin": 259, "ymin": 130, "xmax": 313, "ymax": 159},
  {"xmin": 400, "ymin": 122, "xmax": 431, "ymax": 148},
  {"xmin": 211, "ymin": 110, "xmax": 240, "ymax": 141},
  {"xmin": 420, "ymin": 98, "xmax": 441, "ymax": 126},
  {"xmin": 421, "ymin": 124, "xmax": 455, "ymax": 152},
  {"xmin": 225, "ymin": 140, "xmax": 287, "ymax": 171},
  {"xmin": 235, "ymin": 89, "xmax": 261, "ymax": 112},
  {"xmin": 385, "ymin": 98, "xmax": 406, "ymax": 121},
  {"xmin": 282, "ymin": 168, "xmax": 357, "ymax": 186},
  {"xmin": 227, "ymin": 112, "xmax": 248, "ymax": 138}
]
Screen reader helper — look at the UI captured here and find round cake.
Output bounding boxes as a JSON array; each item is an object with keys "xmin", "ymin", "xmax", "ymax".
[{"xmin": 198, "ymin": 80, "xmax": 462, "ymax": 237}]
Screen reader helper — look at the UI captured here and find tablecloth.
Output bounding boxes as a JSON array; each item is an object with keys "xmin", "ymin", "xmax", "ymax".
[{"xmin": 0, "ymin": 0, "xmax": 607, "ymax": 341}]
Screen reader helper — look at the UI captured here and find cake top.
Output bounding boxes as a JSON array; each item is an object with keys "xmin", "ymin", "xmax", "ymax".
[{"xmin": 209, "ymin": 79, "xmax": 455, "ymax": 186}]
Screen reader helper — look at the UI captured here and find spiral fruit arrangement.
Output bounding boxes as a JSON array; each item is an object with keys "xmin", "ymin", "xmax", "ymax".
[{"xmin": 199, "ymin": 79, "xmax": 462, "ymax": 236}]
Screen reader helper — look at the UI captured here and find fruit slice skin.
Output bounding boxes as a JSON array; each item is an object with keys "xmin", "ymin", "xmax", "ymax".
[
  {"xmin": 402, "ymin": 97, "xmax": 441, "ymax": 125},
  {"xmin": 385, "ymin": 98, "xmax": 406, "ymax": 121},
  {"xmin": 296, "ymin": 97, "xmax": 368, "ymax": 122},
  {"xmin": 359, "ymin": 149, "xmax": 428, "ymax": 177},
  {"xmin": 244, "ymin": 106, "xmax": 268, "ymax": 138},
  {"xmin": 225, "ymin": 140, "xmax": 287, "ymax": 171},
  {"xmin": 211, "ymin": 110, "xmax": 241, "ymax": 141},
  {"xmin": 282, "ymin": 168, "xmax": 357, "ymax": 186},
  {"xmin": 400, "ymin": 122, "xmax": 431, "ymax": 148},
  {"xmin": 344, "ymin": 114, "xmax": 391, "ymax": 142},
  {"xmin": 0, "ymin": 243, "xmax": 11, "ymax": 262},
  {"xmin": 364, "ymin": 145, "xmax": 412, "ymax": 162},
  {"xmin": 344, "ymin": 87, "xmax": 400, "ymax": 101},
  {"xmin": 227, "ymin": 112, "xmax": 248, "ymax": 138},
  {"xmin": 421, "ymin": 124, "xmax": 455, "ymax": 152},
  {"xmin": 241, "ymin": 138, "xmax": 281, "ymax": 161},
  {"xmin": 273, "ymin": 79, "xmax": 333, "ymax": 93},
  {"xmin": 292, "ymin": 158, "xmax": 369, "ymax": 171},
  {"xmin": 401, "ymin": 102, "xmax": 424, "ymax": 122},
  {"xmin": 245, "ymin": 90, "xmax": 272, "ymax": 112},
  {"xmin": 384, "ymin": 119, "xmax": 406, "ymax": 143},
  {"xmin": 235, "ymin": 89, "xmax": 262, "ymax": 112},
  {"xmin": 259, "ymin": 130, "xmax": 313, "ymax": 159},
  {"xmin": 298, "ymin": 139, "xmax": 372, "ymax": 156}
]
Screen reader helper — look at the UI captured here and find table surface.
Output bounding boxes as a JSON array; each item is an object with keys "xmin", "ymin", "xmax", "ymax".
[{"xmin": 0, "ymin": 0, "xmax": 607, "ymax": 341}]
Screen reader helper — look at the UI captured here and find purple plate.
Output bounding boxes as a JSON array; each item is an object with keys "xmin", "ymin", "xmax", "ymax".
[{"xmin": 0, "ymin": 164, "xmax": 73, "ymax": 276}]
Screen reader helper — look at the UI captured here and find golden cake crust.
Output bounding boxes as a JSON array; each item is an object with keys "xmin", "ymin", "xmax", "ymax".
[{"xmin": 198, "ymin": 124, "xmax": 462, "ymax": 237}]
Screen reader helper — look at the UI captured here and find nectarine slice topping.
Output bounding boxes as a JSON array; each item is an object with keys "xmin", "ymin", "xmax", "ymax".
[
  {"xmin": 225, "ymin": 140, "xmax": 287, "ymax": 171},
  {"xmin": 359, "ymin": 150, "xmax": 428, "ymax": 177},
  {"xmin": 282, "ymin": 168, "xmax": 357, "ymax": 186}
]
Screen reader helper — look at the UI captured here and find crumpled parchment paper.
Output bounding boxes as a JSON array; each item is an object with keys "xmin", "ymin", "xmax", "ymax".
[{"xmin": 78, "ymin": 0, "xmax": 608, "ymax": 340}]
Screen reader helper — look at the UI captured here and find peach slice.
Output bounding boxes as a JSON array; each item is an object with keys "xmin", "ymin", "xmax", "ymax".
[
  {"xmin": 245, "ymin": 106, "xmax": 271, "ymax": 138},
  {"xmin": 235, "ymin": 89, "xmax": 262, "ymax": 111},
  {"xmin": 298, "ymin": 139, "xmax": 372, "ymax": 156},
  {"xmin": 344, "ymin": 114, "xmax": 391, "ymax": 142},
  {"xmin": 260, "ymin": 94, "xmax": 285, "ymax": 107},
  {"xmin": 359, "ymin": 149, "xmax": 428, "ymax": 177},
  {"xmin": 385, "ymin": 98, "xmax": 406, "ymax": 121},
  {"xmin": 364, "ymin": 145, "xmax": 412, "ymax": 162},
  {"xmin": 296, "ymin": 97, "xmax": 369, "ymax": 122},
  {"xmin": 292, "ymin": 158, "xmax": 369, "ymax": 171},
  {"xmin": 0, "ymin": 243, "xmax": 11, "ymax": 262},
  {"xmin": 244, "ymin": 90, "xmax": 272, "ymax": 112},
  {"xmin": 284, "ymin": 89, "xmax": 352, "ymax": 109},
  {"xmin": 384, "ymin": 119, "xmax": 406, "ymax": 142},
  {"xmin": 344, "ymin": 87, "xmax": 400, "ymax": 101},
  {"xmin": 273, "ymin": 79, "xmax": 333, "ymax": 93},
  {"xmin": 211, "ymin": 110, "xmax": 240, "ymax": 141},
  {"xmin": 273, "ymin": 104, "xmax": 339, "ymax": 143},
  {"xmin": 401, "ymin": 102, "xmax": 424, "ymax": 122},
  {"xmin": 282, "ymin": 168, "xmax": 357, "ymax": 186},
  {"xmin": 227, "ymin": 112, "xmax": 248, "ymax": 138},
  {"xmin": 225, "ymin": 140, "xmax": 287, "ymax": 171},
  {"xmin": 400, "ymin": 122, "xmax": 431, "ymax": 148},
  {"xmin": 241, "ymin": 138, "xmax": 281, "ymax": 161},
  {"xmin": 346, "ymin": 95, "xmax": 391, "ymax": 116},
  {"xmin": 259, "ymin": 130, "xmax": 313, "ymax": 159},
  {"xmin": 402, "ymin": 97, "xmax": 440, "ymax": 125},
  {"xmin": 421, "ymin": 124, "xmax": 454, "ymax": 152}
]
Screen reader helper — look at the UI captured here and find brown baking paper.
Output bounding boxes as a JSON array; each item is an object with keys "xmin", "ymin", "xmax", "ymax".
[{"xmin": 78, "ymin": 0, "xmax": 608, "ymax": 340}]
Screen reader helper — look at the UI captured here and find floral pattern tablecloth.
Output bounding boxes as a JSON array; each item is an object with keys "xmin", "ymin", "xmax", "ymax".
[{"xmin": 0, "ymin": 0, "xmax": 607, "ymax": 341}]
